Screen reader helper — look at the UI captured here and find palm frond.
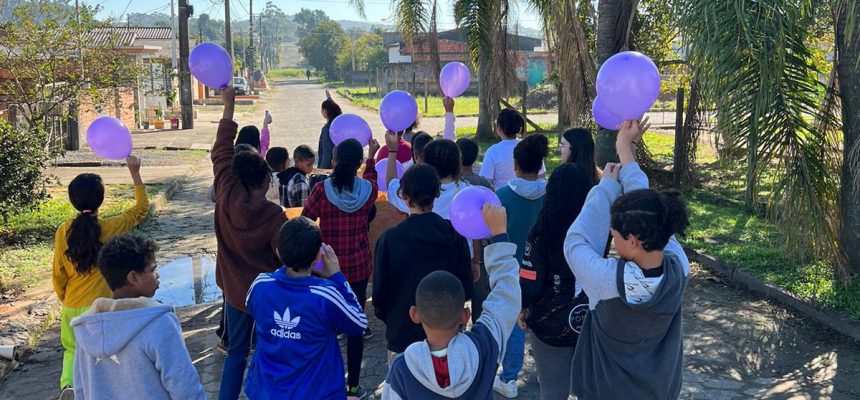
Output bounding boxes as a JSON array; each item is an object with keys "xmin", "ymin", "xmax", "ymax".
[
  {"xmin": 680, "ymin": 0, "xmax": 848, "ymax": 280},
  {"xmin": 454, "ymin": 0, "xmax": 495, "ymax": 66},
  {"xmin": 348, "ymin": 0, "xmax": 367, "ymax": 19},
  {"xmin": 394, "ymin": 0, "xmax": 429, "ymax": 51}
]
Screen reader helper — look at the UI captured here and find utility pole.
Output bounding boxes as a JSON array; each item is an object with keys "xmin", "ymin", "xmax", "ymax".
[
  {"xmin": 259, "ymin": 14, "xmax": 265, "ymax": 72},
  {"xmin": 75, "ymin": 0, "xmax": 84, "ymax": 79},
  {"xmin": 179, "ymin": 0, "xmax": 194, "ymax": 129},
  {"xmin": 198, "ymin": 17, "xmax": 203, "ymax": 43},
  {"xmin": 248, "ymin": 0, "xmax": 255, "ymax": 71},
  {"xmin": 170, "ymin": 0, "xmax": 177, "ymax": 69},
  {"xmin": 224, "ymin": 0, "xmax": 234, "ymax": 60}
]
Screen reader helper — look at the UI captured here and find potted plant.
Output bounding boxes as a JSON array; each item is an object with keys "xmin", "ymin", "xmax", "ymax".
[
  {"xmin": 142, "ymin": 120, "xmax": 150, "ymax": 129},
  {"xmin": 153, "ymin": 106, "xmax": 165, "ymax": 130}
]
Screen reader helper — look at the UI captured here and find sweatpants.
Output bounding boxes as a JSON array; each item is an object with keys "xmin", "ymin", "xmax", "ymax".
[
  {"xmin": 60, "ymin": 305, "xmax": 89, "ymax": 389},
  {"xmin": 347, "ymin": 280, "xmax": 368, "ymax": 388},
  {"xmin": 530, "ymin": 335, "xmax": 576, "ymax": 400}
]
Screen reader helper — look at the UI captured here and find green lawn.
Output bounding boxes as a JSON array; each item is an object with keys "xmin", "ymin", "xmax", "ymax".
[
  {"xmin": 267, "ymin": 68, "xmax": 310, "ymax": 79},
  {"xmin": 334, "ymin": 85, "xmax": 552, "ymax": 118},
  {"xmin": 455, "ymin": 128, "xmax": 858, "ymax": 320},
  {"xmin": 0, "ymin": 184, "xmax": 163, "ymax": 293}
]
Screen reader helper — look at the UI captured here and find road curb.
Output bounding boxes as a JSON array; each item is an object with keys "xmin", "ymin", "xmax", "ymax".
[{"xmin": 684, "ymin": 245, "xmax": 860, "ymax": 342}]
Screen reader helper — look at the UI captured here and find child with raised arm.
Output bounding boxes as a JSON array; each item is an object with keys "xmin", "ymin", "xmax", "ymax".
[
  {"xmin": 382, "ymin": 204, "xmax": 521, "ymax": 400},
  {"xmin": 72, "ymin": 235, "xmax": 205, "ymax": 400},
  {"xmin": 52, "ymin": 156, "xmax": 149, "ymax": 398},
  {"xmin": 564, "ymin": 117, "xmax": 691, "ymax": 400},
  {"xmin": 244, "ymin": 217, "xmax": 368, "ymax": 399}
]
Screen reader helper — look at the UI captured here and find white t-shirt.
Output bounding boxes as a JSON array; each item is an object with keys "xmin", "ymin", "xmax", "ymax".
[{"xmin": 479, "ymin": 139, "xmax": 546, "ymax": 190}]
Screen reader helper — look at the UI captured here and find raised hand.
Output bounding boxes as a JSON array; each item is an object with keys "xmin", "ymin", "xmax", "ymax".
[
  {"xmin": 482, "ymin": 203, "xmax": 507, "ymax": 237},
  {"xmin": 319, "ymin": 243, "xmax": 341, "ymax": 278},
  {"xmin": 222, "ymin": 87, "xmax": 236, "ymax": 121},
  {"xmin": 368, "ymin": 139, "xmax": 381, "ymax": 159},
  {"xmin": 126, "ymin": 155, "xmax": 143, "ymax": 186},
  {"xmin": 443, "ymin": 96, "xmax": 455, "ymax": 113},
  {"xmin": 384, "ymin": 130, "xmax": 399, "ymax": 152}
]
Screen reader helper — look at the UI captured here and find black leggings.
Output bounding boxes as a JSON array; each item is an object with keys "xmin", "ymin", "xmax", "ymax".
[{"xmin": 347, "ymin": 280, "xmax": 368, "ymax": 388}]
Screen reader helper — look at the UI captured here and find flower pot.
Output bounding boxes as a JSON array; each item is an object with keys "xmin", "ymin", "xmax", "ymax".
[
  {"xmin": 170, "ymin": 118, "xmax": 180, "ymax": 130},
  {"xmin": 142, "ymin": 121, "xmax": 150, "ymax": 129},
  {"xmin": 153, "ymin": 120, "xmax": 165, "ymax": 130}
]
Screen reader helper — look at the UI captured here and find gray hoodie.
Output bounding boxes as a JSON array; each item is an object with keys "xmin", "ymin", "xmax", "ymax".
[
  {"xmin": 382, "ymin": 240, "xmax": 521, "ymax": 399},
  {"xmin": 564, "ymin": 163, "xmax": 690, "ymax": 399},
  {"xmin": 71, "ymin": 297, "xmax": 206, "ymax": 400},
  {"xmin": 324, "ymin": 177, "xmax": 373, "ymax": 213}
]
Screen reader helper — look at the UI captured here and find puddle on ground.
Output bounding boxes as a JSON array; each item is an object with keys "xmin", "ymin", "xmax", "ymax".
[{"xmin": 154, "ymin": 255, "xmax": 222, "ymax": 307}]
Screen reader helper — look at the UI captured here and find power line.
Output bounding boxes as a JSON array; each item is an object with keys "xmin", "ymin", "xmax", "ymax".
[{"xmin": 117, "ymin": 0, "xmax": 134, "ymax": 22}]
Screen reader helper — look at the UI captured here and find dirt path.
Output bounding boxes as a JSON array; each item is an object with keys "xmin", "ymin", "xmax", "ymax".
[{"xmin": 4, "ymin": 80, "xmax": 860, "ymax": 399}]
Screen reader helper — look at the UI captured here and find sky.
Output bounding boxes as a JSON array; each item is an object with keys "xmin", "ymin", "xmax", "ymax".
[{"xmin": 88, "ymin": 0, "xmax": 543, "ymax": 31}]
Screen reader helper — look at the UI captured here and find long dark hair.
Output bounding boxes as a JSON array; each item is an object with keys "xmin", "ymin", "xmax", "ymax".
[
  {"xmin": 562, "ymin": 128, "xmax": 598, "ymax": 185},
  {"xmin": 422, "ymin": 139, "xmax": 461, "ymax": 181},
  {"xmin": 331, "ymin": 138, "xmax": 363, "ymax": 192},
  {"xmin": 531, "ymin": 164, "xmax": 592, "ymax": 256},
  {"xmin": 321, "ymin": 99, "xmax": 342, "ymax": 122},
  {"xmin": 65, "ymin": 174, "xmax": 105, "ymax": 274},
  {"xmin": 236, "ymin": 126, "xmax": 261, "ymax": 152}
]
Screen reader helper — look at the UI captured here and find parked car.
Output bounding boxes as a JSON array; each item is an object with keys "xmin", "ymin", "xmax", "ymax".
[{"xmin": 233, "ymin": 77, "xmax": 250, "ymax": 95}]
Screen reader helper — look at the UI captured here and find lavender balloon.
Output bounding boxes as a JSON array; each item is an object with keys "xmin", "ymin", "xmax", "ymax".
[
  {"xmin": 86, "ymin": 116, "xmax": 132, "ymax": 160},
  {"xmin": 440, "ymin": 62, "xmax": 471, "ymax": 97},
  {"xmin": 596, "ymin": 51, "xmax": 661, "ymax": 120},
  {"xmin": 380, "ymin": 90, "xmax": 419, "ymax": 132},
  {"xmin": 592, "ymin": 97, "xmax": 624, "ymax": 130},
  {"xmin": 375, "ymin": 159, "xmax": 405, "ymax": 191},
  {"xmin": 189, "ymin": 42, "xmax": 233, "ymax": 89},
  {"xmin": 330, "ymin": 114, "xmax": 372, "ymax": 146},
  {"xmin": 450, "ymin": 186, "xmax": 502, "ymax": 240}
]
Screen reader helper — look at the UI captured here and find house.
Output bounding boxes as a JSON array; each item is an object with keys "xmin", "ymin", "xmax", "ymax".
[{"xmin": 380, "ymin": 29, "xmax": 550, "ymax": 94}]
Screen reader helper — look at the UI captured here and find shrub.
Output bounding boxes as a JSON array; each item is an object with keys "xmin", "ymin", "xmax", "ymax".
[{"xmin": 0, "ymin": 120, "xmax": 52, "ymax": 223}]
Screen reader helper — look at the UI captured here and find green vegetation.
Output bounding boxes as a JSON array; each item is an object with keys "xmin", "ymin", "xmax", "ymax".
[
  {"xmin": 268, "ymin": 68, "xmax": 310, "ymax": 79},
  {"xmin": 0, "ymin": 184, "xmax": 163, "ymax": 294}
]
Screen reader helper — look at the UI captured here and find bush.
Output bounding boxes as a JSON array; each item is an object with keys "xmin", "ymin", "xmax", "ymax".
[{"xmin": 0, "ymin": 121, "xmax": 51, "ymax": 223}]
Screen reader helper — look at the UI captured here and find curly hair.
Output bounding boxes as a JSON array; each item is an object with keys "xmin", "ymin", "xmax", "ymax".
[
  {"xmin": 232, "ymin": 151, "xmax": 271, "ymax": 192},
  {"xmin": 422, "ymin": 139, "xmax": 461, "ymax": 180},
  {"xmin": 513, "ymin": 134, "xmax": 549, "ymax": 174},
  {"xmin": 97, "ymin": 235, "xmax": 159, "ymax": 291},
  {"xmin": 278, "ymin": 217, "xmax": 323, "ymax": 272},
  {"xmin": 611, "ymin": 189, "xmax": 690, "ymax": 251}
]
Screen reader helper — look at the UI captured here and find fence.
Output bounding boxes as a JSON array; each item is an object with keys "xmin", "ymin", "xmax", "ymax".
[{"xmin": 6, "ymin": 101, "xmax": 79, "ymax": 151}]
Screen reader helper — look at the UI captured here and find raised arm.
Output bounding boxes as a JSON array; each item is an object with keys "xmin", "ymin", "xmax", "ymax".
[
  {"xmin": 442, "ymin": 96, "xmax": 456, "ymax": 140},
  {"xmin": 475, "ymin": 205, "xmax": 521, "ymax": 361},
  {"xmin": 103, "ymin": 156, "xmax": 149, "ymax": 235},
  {"xmin": 212, "ymin": 88, "xmax": 239, "ymax": 186},
  {"xmin": 260, "ymin": 111, "xmax": 272, "ymax": 156},
  {"xmin": 384, "ymin": 131, "xmax": 400, "ymax": 187}
]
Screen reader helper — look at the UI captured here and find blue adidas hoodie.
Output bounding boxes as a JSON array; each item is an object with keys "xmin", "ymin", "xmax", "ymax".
[{"xmin": 244, "ymin": 269, "xmax": 368, "ymax": 400}]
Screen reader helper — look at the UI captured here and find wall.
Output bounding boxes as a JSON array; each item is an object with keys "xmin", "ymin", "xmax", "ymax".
[{"xmin": 77, "ymin": 87, "xmax": 136, "ymax": 145}]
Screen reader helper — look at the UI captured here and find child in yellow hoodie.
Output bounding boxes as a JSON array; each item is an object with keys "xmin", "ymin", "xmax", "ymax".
[{"xmin": 52, "ymin": 155, "xmax": 149, "ymax": 397}]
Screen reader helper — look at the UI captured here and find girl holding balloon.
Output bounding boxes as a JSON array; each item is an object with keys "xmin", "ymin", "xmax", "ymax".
[
  {"xmin": 318, "ymin": 98, "xmax": 343, "ymax": 169},
  {"xmin": 52, "ymin": 156, "xmax": 150, "ymax": 395}
]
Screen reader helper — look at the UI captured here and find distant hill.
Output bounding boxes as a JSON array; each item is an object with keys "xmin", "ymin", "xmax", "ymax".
[{"xmin": 337, "ymin": 20, "xmax": 395, "ymax": 33}]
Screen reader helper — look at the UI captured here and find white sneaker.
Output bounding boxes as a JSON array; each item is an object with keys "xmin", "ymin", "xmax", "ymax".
[
  {"xmin": 58, "ymin": 387, "xmax": 75, "ymax": 400},
  {"xmin": 493, "ymin": 375, "xmax": 518, "ymax": 398}
]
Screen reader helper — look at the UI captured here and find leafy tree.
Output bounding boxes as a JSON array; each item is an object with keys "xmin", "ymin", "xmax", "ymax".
[
  {"xmin": 338, "ymin": 32, "xmax": 386, "ymax": 73},
  {"xmin": 299, "ymin": 21, "xmax": 349, "ymax": 78},
  {"xmin": 294, "ymin": 8, "xmax": 331, "ymax": 40},
  {"xmin": 194, "ymin": 13, "xmax": 225, "ymax": 43},
  {"xmin": 260, "ymin": 2, "xmax": 293, "ymax": 70}
]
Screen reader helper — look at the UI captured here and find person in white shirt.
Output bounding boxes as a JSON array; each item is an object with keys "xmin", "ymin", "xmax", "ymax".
[{"xmin": 480, "ymin": 108, "xmax": 545, "ymax": 190}]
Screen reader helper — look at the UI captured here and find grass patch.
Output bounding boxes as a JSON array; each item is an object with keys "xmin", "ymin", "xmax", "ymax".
[
  {"xmin": 0, "ymin": 184, "xmax": 164, "ymax": 294},
  {"xmin": 334, "ymin": 84, "xmax": 552, "ymax": 118},
  {"xmin": 267, "ymin": 68, "xmax": 309, "ymax": 79}
]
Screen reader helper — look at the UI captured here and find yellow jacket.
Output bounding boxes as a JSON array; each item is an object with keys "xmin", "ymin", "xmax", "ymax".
[{"xmin": 52, "ymin": 185, "xmax": 149, "ymax": 308}]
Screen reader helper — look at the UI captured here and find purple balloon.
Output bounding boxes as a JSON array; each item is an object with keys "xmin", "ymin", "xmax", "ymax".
[
  {"xmin": 596, "ymin": 51, "xmax": 661, "ymax": 120},
  {"xmin": 312, "ymin": 259, "xmax": 323, "ymax": 272},
  {"xmin": 592, "ymin": 97, "xmax": 624, "ymax": 130},
  {"xmin": 189, "ymin": 42, "xmax": 233, "ymax": 89},
  {"xmin": 450, "ymin": 186, "xmax": 503, "ymax": 240},
  {"xmin": 86, "ymin": 116, "xmax": 132, "ymax": 160},
  {"xmin": 330, "ymin": 114, "xmax": 372, "ymax": 146},
  {"xmin": 375, "ymin": 158, "xmax": 405, "ymax": 191},
  {"xmin": 380, "ymin": 90, "xmax": 419, "ymax": 132},
  {"xmin": 440, "ymin": 62, "xmax": 471, "ymax": 98}
]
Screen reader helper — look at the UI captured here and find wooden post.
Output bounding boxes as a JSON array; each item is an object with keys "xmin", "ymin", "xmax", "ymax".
[
  {"xmin": 412, "ymin": 69, "xmax": 417, "ymax": 94},
  {"xmin": 522, "ymin": 81, "xmax": 528, "ymax": 135},
  {"xmin": 376, "ymin": 68, "xmax": 380, "ymax": 97},
  {"xmin": 368, "ymin": 72, "xmax": 372, "ymax": 96},
  {"xmin": 394, "ymin": 68, "xmax": 398, "ymax": 91},
  {"xmin": 672, "ymin": 88, "xmax": 687, "ymax": 187},
  {"xmin": 424, "ymin": 77, "xmax": 429, "ymax": 114}
]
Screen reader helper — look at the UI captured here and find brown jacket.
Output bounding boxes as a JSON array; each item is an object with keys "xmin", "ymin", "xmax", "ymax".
[{"xmin": 212, "ymin": 119, "xmax": 287, "ymax": 311}]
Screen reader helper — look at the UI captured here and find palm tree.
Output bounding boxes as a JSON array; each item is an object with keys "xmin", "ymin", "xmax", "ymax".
[
  {"xmin": 678, "ymin": 0, "xmax": 850, "ymax": 278},
  {"xmin": 837, "ymin": 0, "xmax": 860, "ymax": 275}
]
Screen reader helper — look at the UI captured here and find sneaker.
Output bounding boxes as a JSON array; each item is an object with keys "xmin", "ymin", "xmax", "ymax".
[
  {"xmin": 362, "ymin": 327, "xmax": 374, "ymax": 340},
  {"xmin": 59, "ymin": 387, "xmax": 75, "ymax": 400},
  {"xmin": 346, "ymin": 385, "xmax": 369, "ymax": 400},
  {"xmin": 493, "ymin": 376, "xmax": 518, "ymax": 398},
  {"xmin": 216, "ymin": 339, "xmax": 228, "ymax": 355}
]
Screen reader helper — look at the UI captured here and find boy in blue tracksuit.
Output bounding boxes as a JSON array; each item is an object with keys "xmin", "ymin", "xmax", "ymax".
[{"xmin": 244, "ymin": 217, "xmax": 369, "ymax": 399}]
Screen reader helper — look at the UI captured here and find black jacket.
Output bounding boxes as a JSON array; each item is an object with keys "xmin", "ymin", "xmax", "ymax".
[{"xmin": 372, "ymin": 212, "xmax": 473, "ymax": 353}]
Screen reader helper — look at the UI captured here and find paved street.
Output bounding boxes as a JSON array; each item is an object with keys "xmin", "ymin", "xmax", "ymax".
[{"xmin": 3, "ymin": 80, "xmax": 860, "ymax": 399}]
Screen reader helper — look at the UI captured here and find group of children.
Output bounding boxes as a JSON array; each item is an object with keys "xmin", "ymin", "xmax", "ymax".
[{"xmin": 52, "ymin": 84, "xmax": 691, "ymax": 400}]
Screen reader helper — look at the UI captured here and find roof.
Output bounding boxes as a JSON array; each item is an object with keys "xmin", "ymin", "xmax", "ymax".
[
  {"xmin": 86, "ymin": 27, "xmax": 173, "ymax": 47},
  {"xmin": 117, "ymin": 27, "xmax": 173, "ymax": 40}
]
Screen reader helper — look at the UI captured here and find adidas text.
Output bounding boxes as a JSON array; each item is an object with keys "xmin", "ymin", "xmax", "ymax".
[{"xmin": 270, "ymin": 328, "xmax": 302, "ymax": 339}]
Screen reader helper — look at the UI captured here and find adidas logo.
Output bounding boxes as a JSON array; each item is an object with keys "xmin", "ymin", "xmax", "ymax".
[{"xmin": 270, "ymin": 308, "xmax": 302, "ymax": 340}]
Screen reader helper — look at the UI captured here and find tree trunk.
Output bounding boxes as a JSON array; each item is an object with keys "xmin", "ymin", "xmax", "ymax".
[
  {"xmin": 837, "ymin": 4, "xmax": 860, "ymax": 274},
  {"xmin": 594, "ymin": 0, "xmax": 635, "ymax": 166},
  {"xmin": 477, "ymin": 56, "xmax": 499, "ymax": 140}
]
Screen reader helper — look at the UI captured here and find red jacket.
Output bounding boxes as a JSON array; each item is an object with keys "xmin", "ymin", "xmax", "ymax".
[
  {"xmin": 212, "ymin": 119, "xmax": 287, "ymax": 312},
  {"xmin": 303, "ymin": 160, "xmax": 378, "ymax": 283}
]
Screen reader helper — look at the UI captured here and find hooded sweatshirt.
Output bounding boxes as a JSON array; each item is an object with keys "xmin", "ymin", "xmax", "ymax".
[
  {"xmin": 372, "ymin": 212, "xmax": 474, "ymax": 353},
  {"xmin": 564, "ymin": 162, "xmax": 690, "ymax": 400},
  {"xmin": 244, "ymin": 270, "xmax": 367, "ymax": 399},
  {"xmin": 496, "ymin": 178, "xmax": 547, "ymax": 263},
  {"xmin": 71, "ymin": 297, "xmax": 205, "ymax": 400},
  {"xmin": 302, "ymin": 160, "xmax": 378, "ymax": 283},
  {"xmin": 212, "ymin": 119, "xmax": 288, "ymax": 312},
  {"xmin": 382, "ymin": 238, "xmax": 521, "ymax": 400}
]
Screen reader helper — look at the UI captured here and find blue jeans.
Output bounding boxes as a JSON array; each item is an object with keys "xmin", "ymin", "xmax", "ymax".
[
  {"xmin": 219, "ymin": 302, "xmax": 254, "ymax": 400},
  {"xmin": 499, "ymin": 325, "xmax": 525, "ymax": 382}
]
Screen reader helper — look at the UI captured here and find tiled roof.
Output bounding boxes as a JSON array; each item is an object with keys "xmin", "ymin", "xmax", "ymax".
[
  {"xmin": 86, "ymin": 27, "xmax": 173, "ymax": 47},
  {"xmin": 116, "ymin": 27, "xmax": 173, "ymax": 40}
]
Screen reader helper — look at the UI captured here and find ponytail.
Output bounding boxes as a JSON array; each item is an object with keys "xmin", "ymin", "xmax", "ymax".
[
  {"xmin": 331, "ymin": 139, "xmax": 363, "ymax": 192},
  {"xmin": 65, "ymin": 174, "xmax": 105, "ymax": 274}
]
